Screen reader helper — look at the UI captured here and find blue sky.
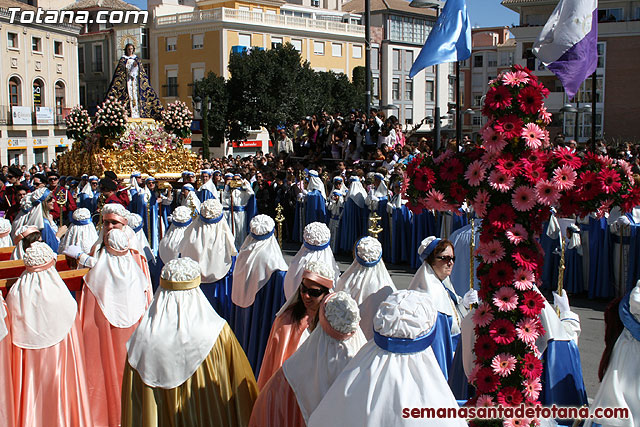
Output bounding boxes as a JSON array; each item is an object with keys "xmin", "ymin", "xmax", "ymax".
[{"xmin": 125, "ymin": 0, "xmax": 520, "ymax": 28}]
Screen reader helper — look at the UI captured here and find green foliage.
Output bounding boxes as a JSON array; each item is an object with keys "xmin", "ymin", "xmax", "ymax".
[{"xmin": 194, "ymin": 72, "xmax": 228, "ymax": 148}]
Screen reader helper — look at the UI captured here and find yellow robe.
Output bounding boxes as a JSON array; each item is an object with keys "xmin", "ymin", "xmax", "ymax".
[{"xmin": 121, "ymin": 324, "xmax": 259, "ymax": 427}]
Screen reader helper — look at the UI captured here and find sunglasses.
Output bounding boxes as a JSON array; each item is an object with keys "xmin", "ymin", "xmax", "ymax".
[
  {"xmin": 436, "ymin": 255, "xmax": 456, "ymax": 264},
  {"xmin": 300, "ymin": 282, "xmax": 327, "ymax": 298}
]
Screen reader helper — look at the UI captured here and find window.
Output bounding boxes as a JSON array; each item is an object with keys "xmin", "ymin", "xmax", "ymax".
[
  {"xmin": 487, "ymin": 52, "xmax": 497, "ymax": 67},
  {"xmin": 238, "ymin": 33, "xmax": 251, "ymax": 48},
  {"xmin": 405, "ymin": 107, "xmax": 413, "ymax": 125},
  {"xmin": 54, "ymin": 40, "xmax": 63, "ymax": 56},
  {"xmin": 404, "ymin": 50, "xmax": 414, "ymax": 72},
  {"xmin": 392, "ymin": 78, "xmax": 400, "ymax": 100},
  {"xmin": 636, "ymin": 7, "xmax": 640, "ymax": 20},
  {"xmin": 141, "ymin": 28, "xmax": 149, "ymax": 59},
  {"xmin": 371, "ymin": 47, "xmax": 379, "ymax": 70},
  {"xmin": 291, "ymin": 39, "xmax": 302, "ymax": 52},
  {"xmin": 448, "ymin": 76, "xmax": 455, "ymax": 102},
  {"xmin": 473, "ymin": 54, "xmax": 483, "ymax": 68},
  {"xmin": 271, "ymin": 37, "xmax": 282, "ymax": 49},
  {"xmin": 405, "ymin": 79, "xmax": 413, "ymax": 101},
  {"xmin": 425, "ymin": 80, "xmax": 434, "ymax": 102},
  {"xmin": 499, "ymin": 51, "xmax": 513, "ymax": 66},
  {"xmin": 332, "ymin": 43, "xmax": 342, "ymax": 57},
  {"xmin": 32, "ymin": 37, "xmax": 42, "ymax": 53},
  {"xmin": 597, "ymin": 42, "xmax": 605, "ymax": 68},
  {"xmin": 192, "ymin": 68, "xmax": 205, "ymax": 83},
  {"xmin": 393, "ymin": 49, "xmax": 401, "ymax": 71},
  {"xmin": 78, "ymin": 46, "xmax": 84, "ymax": 74},
  {"xmin": 314, "ymin": 41, "xmax": 325, "ymax": 55},
  {"xmin": 192, "ymin": 34, "xmax": 204, "ymax": 49},
  {"xmin": 473, "ymin": 94, "xmax": 483, "ymax": 107},
  {"xmin": 372, "ymin": 76, "xmax": 379, "ymax": 100},
  {"xmin": 93, "ymin": 44, "xmax": 103, "ymax": 72},
  {"xmin": 473, "ymin": 115, "xmax": 483, "ymax": 126},
  {"xmin": 7, "ymin": 32, "xmax": 18, "ymax": 49},
  {"xmin": 389, "ymin": 15, "xmax": 433, "ymax": 44},
  {"xmin": 311, "ymin": 0, "xmax": 320, "ymax": 6},
  {"xmin": 598, "ymin": 8, "xmax": 623, "ymax": 22},
  {"xmin": 9, "ymin": 77, "xmax": 21, "ymax": 106},
  {"xmin": 33, "ymin": 79, "xmax": 44, "ymax": 106},
  {"xmin": 166, "ymin": 37, "xmax": 177, "ymax": 51},
  {"xmin": 353, "ymin": 45, "xmax": 362, "ymax": 59},
  {"xmin": 166, "ymin": 70, "xmax": 178, "ymax": 97},
  {"xmin": 79, "ymin": 85, "xmax": 86, "ymax": 107},
  {"xmin": 55, "ymin": 81, "xmax": 65, "ymax": 116}
]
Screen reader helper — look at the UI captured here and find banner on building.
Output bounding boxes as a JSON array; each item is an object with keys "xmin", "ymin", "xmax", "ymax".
[
  {"xmin": 11, "ymin": 106, "xmax": 32, "ymax": 125},
  {"xmin": 35, "ymin": 107, "xmax": 54, "ymax": 125}
]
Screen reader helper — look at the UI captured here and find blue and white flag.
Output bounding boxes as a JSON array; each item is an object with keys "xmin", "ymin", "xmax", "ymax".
[
  {"xmin": 533, "ymin": 0, "xmax": 598, "ymax": 99},
  {"xmin": 409, "ymin": 0, "xmax": 472, "ymax": 78}
]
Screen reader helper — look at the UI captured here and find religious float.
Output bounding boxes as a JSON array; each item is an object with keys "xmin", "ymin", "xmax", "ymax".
[{"xmin": 58, "ymin": 42, "xmax": 199, "ymax": 180}]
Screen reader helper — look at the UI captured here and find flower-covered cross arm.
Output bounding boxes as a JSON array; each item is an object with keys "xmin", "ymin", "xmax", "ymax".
[{"xmin": 404, "ymin": 65, "xmax": 640, "ymax": 426}]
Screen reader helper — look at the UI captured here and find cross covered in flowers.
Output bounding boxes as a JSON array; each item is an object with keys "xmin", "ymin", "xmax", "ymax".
[{"xmin": 404, "ymin": 65, "xmax": 640, "ymax": 426}]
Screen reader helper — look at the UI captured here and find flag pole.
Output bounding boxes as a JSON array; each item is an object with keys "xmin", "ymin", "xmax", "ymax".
[
  {"xmin": 455, "ymin": 60, "xmax": 462, "ymax": 151},
  {"xmin": 591, "ymin": 71, "xmax": 596, "ymax": 152},
  {"xmin": 364, "ymin": 0, "xmax": 371, "ymax": 117}
]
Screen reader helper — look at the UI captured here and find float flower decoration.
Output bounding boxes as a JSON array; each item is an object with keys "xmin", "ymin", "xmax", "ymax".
[
  {"xmin": 404, "ymin": 65, "xmax": 640, "ymax": 427},
  {"xmin": 64, "ymin": 106, "xmax": 92, "ymax": 142},
  {"xmin": 93, "ymin": 95, "xmax": 127, "ymax": 140},
  {"xmin": 161, "ymin": 100, "xmax": 193, "ymax": 139}
]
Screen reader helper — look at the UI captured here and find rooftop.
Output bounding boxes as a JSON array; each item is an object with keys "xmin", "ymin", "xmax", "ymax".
[{"xmin": 342, "ymin": 0, "xmax": 437, "ymax": 16}]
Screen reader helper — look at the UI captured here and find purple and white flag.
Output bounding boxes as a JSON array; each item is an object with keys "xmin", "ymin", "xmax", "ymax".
[{"xmin": 533, "ymin": 0, "xmax": 598, "ymax": 99}]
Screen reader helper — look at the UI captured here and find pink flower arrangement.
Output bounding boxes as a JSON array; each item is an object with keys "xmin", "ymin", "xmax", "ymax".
[
  {"xmin": 161, "ymin": 100, "xmax": 193, "ymax": 139},
  {"xmin": 465, "ymin": 160, "xmax": 487, "ymax": 187},
  {"xmin": 516, "ymin": 317, "xmax": 540, "ymax": 344},
  {"xmin": 521, "ymin": 123, "xmax": 545, "ymax": 150},
  {"xmin": 473, "ymin": 303, "xmax": 495, "ymax": 327},
  {"xmin": 488, "ymin": 170, "xmax": 515, "ymax": 193},
  {"xmin": 511, "ymin": 186, "xmax": 536, "ymax": 212},
  {"xmin": 513, "ymin": 268, "xmax": 535, "ymax": 291},
  {"xmin": 493, "ymin": 287, "xmax": 518, "ymax": 312},
  {"xmin": 491, "ymin": 353, "xmax": 517, "ymax": 377},
  {"xmin": 480, "ymin": 239, "xmax": 506, "ymax": 264}
]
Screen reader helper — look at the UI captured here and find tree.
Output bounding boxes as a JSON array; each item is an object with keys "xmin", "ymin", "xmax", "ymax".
[{"xmin": 194, "ymin": 72, "xmax": 228, "ymax": 159}]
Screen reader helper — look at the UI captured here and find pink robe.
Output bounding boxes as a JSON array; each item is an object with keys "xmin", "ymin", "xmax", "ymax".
[
  {"xmin": 1, "ymin": 300, "xmax": 14, "ymax": 427},
  {"xmin": 12, "ymin": 316, "xmax": 92, "ymax": 427},
  {"xmin": 249, "ymin": 368, "xmax": 305, "ymax": 427},
  {"xmin": 256, "ymin": 308, "xmax": 309, "ymax": 389},
  {"xmin": 78, "ymin": 263, "xmax": 152, "ymax": 427}
]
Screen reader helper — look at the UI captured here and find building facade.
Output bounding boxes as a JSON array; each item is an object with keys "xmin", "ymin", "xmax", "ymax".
[
  {"xmin": 0, "ymin": 0, "xmax": 81, "ymax": 166},
  {"xmin": 503, "ymin": 0, "xmax": 640, "ymax": 144}
]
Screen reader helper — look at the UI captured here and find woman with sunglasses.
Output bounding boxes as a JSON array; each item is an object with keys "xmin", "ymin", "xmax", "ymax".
[
  {"xmin": 24, "ymin": 187, "xmax": 67, "ymax": 253},
  {"xmin": 257, "ymin": 260, "xmax": 334, "ymax": 390},
  {"xmin": 408, "ymin": 236, "xmax": 478, "ymax": 380}
]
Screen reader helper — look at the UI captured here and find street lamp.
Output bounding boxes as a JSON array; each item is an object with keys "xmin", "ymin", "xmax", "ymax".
[
  {"xmin": 192, "ymin": 94, "xmax": 212, "ymax": 160},
  {"xmin": 409, "ymin": 0, "xmax": 442, "ymax": 149},
  {"xmin": 561, "ymin": 103, "xmax": 591, "ymax": 143}
]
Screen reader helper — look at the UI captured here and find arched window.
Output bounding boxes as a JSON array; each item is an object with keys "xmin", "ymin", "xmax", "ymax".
[
  {"xmin": 33, "ymin": 78, "xmax": 44, "ymax": 107},
  {"xmin": 9, "ymin": 77, "xmax": 21, "ymax": 106},
  {"xmin": 55, "ymin": 81, "xmax": 65, "ymax": 115}
]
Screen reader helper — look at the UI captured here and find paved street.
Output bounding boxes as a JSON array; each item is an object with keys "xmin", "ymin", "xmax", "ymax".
[{"xmin": 282, "ymin": 243, "xmax": 608, "ymax": 400}]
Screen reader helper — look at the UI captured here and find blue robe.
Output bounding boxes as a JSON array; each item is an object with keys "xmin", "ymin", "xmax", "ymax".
[
  {"xmin": 338, "ymin": 199, "xmax": 369, "ymax": 253},
  {"xmin": 583, "ymin": 217, "xmax": 613, "ymax": 299},
  {"xmin": 625, "ymin": 213, "xmax": 640, "ymax": 294},
  {"xmin": 539, "ymin": 340, "xmax": 588, "ymax": 408},
  {"xmin": 131, "ymin": 191, "xmax": 159, "ymax": 257},
  {"xmin": 78, "ymin": 191, "xmax": 99, "ymax": 214},
  {"xmin": 292, "ymin": 200, "xmax": 304, "ymax": 243},
  {"xmin": 231, "ymin": 270, "xmax": 286, "ymax": 376},
  {"xmin": 200, "ymin": 257, "xmax": 236, "ymax": 327},
  {"xmin": 198, "ymin": 188, "xmax": 217, "ymax": 203},
  {"xmin": 540, "ymin": 221, "xmax": 559, "ymax": 291},
  {"xmin": 389, "ymin": 203, "xmax": 412, "ymax": 265},
  {"xmin": 305, "ymin": 190, "xmax": 327, "ymax": 226},
  {"xmin": 374, "ymin": 197, "xmax": 390, "ymax": 260},
  {"xmin": 42, "ymin": 218, "xmax": 59, "ymax": 253},
  {"xmin": 563, "ymin": 245, "xmax": 584, "ymax": 294},
  {"xmin": 430, "ymin": 312, "xmax": 456, "ymax": 381},
  {"xmin": 410, "ymin": 209, "xmax": 438, "ymax": 269}
]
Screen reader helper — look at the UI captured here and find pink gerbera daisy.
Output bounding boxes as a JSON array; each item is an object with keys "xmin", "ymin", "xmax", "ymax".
[
  {"xmin": 489, "ymin": 169, "xmax": 516, "ymax": 193},
  {"xmin": 504, "ymin": 418, "xmax": 533, "ymax": 427},
  {"xmin": 521, "ymin": 123, "xmax": 545, "ymax": 149},
  {"xmin": 511, "ymin": 185, "xmax": 537, "ymax": 211},
  {"xmin": 482, "ymin": 127, "xmax": 508, "ymax": 154},
  {"xmin": 513, "ymin": 268, "xmax": 535, "ymax": 290},
  {"xmin": 491, "ymin": 353, "xmax": 517, "ymax": 377},
  {"xmin": 434, "ymin": 149, "xmax": 453, "ymax": 165},
  {"xmin": 539, "ymin": 106, "xmax": 552, "ymax": 125},
  {"xmin": 473, "ymin": 189, "xmax": 491, "ymax": 218},
  {"xmin": 535, "ymin": 179, "xmax": 561, "ymax": 206},
  {"xmin": 473, "ymin": 302, "xmax": 495, "ymax": 327},
  {"xmin": 476, "ymin": 394, "xmax": 495, "ymax": 407},
  {"xmin": 480, "ymin": 239, "xmax": 506, "ymax": 263},
  {"xmin": 495, "ymin": 115, "xmax": 524, "ymax": 139},
  {"xmin": 506, "ymin": 224, "xmax": 528, "ymax": 245},
  {"xmin": 552, "ymin": 165, "xmax": 577, "ymax": 191},
  {"xmin": 516, "ymin": 317, "xmax": 541, "ymax": 344},
  {"xmin": 493, "ymin": 287, "xmax": 519, "ymax": 312},
  {"xmin": 523, "ymin": 377, "xmax": 543, "ymax": 402},
  {"xmin": 502, "ymin": 70, "xmax": 529, "ymax": 87},
  {"xmin": 424, "ymin": 188, "xmax": 448, "ymax": 211},
  {"xmin": 465, "ymin": 160, "xmax": 487, "ymax": 187}
]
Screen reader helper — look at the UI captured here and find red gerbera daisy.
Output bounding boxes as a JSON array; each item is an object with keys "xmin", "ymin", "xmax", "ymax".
[
  {"xmin": 517, "ymin": 86, "xmax": 544, "ymax": 115},
  {"xmin": 529, "ymin": 79, "xmax": 550, "ymax": 97},
  {"xmin": 496, "ymin": 155, "xmax": 522, "ymax": 177},
  {"xmin": 414, "ymin": 167, "xmax": 435, "ymax": 192},
  {"xmin": 485, "ymin": 85, "xmax": 513, "ymax": 110},
  {"xmin": 522, "ymin": 162, "xmax": 548, "ymax": 185},
  {"xmin": 487, "ymin": 204, "xmax": 516, "ymax": 230},
  {"xmin": 440, "ymin": 157, "xmax": 464, "ymax": 181},
  {"xmin": 449, "ymin": 182, "xmax": 468, "ymax": 203},
  {"xmin": 406, "ymin": 155, "xmax": 422, "ymax": 177},
  {"xmin": 598, "ymin": 168, "xmax": 622, "ymax": 194},
  {"xmin": 488, "ymin": 261, "xmax": 515, "ymax": 286},
  {"xmin": 622, "ymin": 187, "xmax": 640, "ymax": 213},
  {"xmin": 576, "ymin": 170, "xmax": 599, "ymax": 201},
  {"xmin": 553, "ymin": 146, "xmax": 582, "ymax": 169},
  {"xmin": 519, "ymin": 290, "xmax": 545, "ymax": 317},
  {"xmin": 512, "ymin": 247, "xmax": 539, "ymax": 271},
  {"xmin": 475, "ymin": 367, "xmax": 501, "ymax": 393},
  {"xmin": 521, "ymin": 353, "xmax": 543, "ymax": 379},
  {"xmin": 495, "ymin": 115, "xmax": 524, "ymax": 139},
  {"xmin": 497, "ymin": 386, "xmax": 524, "ymax": 407},
  {"xmin": 489, "ymin": 318, "xmax": 517, "ymax": 345},
  {"xmin": 474, "ymin": 335, "xmax": 498, "ymax": 360}
]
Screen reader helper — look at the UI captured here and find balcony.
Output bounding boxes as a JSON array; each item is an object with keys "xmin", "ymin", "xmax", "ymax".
[{"xmin": 155, "ymin": 7, "xmax": 365, "ymax": 37}]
